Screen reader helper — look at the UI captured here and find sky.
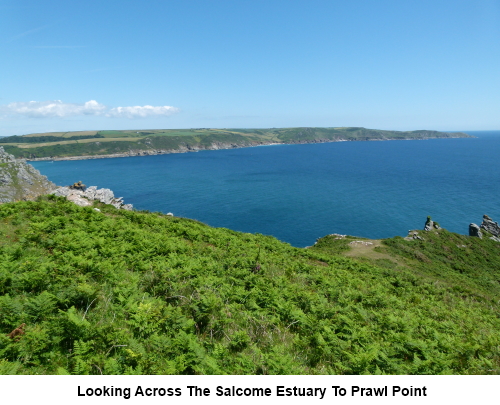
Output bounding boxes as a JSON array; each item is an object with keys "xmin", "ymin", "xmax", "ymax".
[{"xmin": 1, "ymin": 0, "xmax": 499, "ymax": 136}]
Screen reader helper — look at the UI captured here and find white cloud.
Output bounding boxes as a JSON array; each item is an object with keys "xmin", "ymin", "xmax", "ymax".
[
  {"xmin": 1, "ymin": 100, "xmax": 106, "ymax": 118},
  {"xmin": 0, "ymin": 100, "xmax": 179, "ymax": 119},
  {"xmin": 107, "ymin": 105, "xmax": 179, "ymax": 118}
]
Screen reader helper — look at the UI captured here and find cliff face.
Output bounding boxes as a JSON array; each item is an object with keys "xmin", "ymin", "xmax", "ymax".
[
  {"xmin": 2, "ymin": 127, "xmax": 473, "ymax": 161},
  {"xmin": 0, "ymin": 146, "xmax": 55, "ymax": 203},
  {"xmin": 0, "ymin": 146, "xmax": 133, "ymax": 209}
]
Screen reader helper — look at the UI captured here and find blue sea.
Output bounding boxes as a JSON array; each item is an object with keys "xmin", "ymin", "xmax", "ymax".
[{"xmin": 31, "ymin": 131, "xmax": 500, "ymax": 247}]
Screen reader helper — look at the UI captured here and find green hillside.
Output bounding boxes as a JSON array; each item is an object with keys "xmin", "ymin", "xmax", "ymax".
[
  {"xmin": 0, "ymin": 127, "xmax": 472, "ymax": 160},
  {"xmin": 1, "ymin": 197, "xmax": 499, "ymax": 375}
]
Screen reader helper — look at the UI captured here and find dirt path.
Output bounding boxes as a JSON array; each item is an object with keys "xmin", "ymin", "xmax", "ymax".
[{"xmin": 343, "ymin": 239, "xmax": 403, "ymax": 266}]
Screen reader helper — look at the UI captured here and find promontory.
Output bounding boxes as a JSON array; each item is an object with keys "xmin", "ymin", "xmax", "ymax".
[{"xmin": 0, "ymin": 127, "xmax": 472, "ymax": 161}]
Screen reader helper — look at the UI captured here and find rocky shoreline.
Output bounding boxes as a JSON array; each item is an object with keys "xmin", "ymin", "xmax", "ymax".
[
  {"xmin": 23, "ymin": 135, "xmax": 472, "ymax": 162},
  {"xmin": 1, "ymin": 146, "xmax": 133, "ymax": 210},
  {"xmin": 24, "ymin": 141, "xmax": 260, "ymax": 162}
]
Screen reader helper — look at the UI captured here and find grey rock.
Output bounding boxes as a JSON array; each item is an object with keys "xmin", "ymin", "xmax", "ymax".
[
  {"xmin": 82, "ymin": 186, "xmax": 98, "ymax": 200},
  {"xmin": 53, "ymin": 187, "xmax": 71, "ymax": 198},
  {"xmin": 480, "ymin": 214, "xmax": 500, "ymax": 237},
  {"xmin": 92, "ymin": 188, "xmax": 116, "ymax": 205},
  {"xmin": 404, "ymin": 231, "xmax": 424, "ymax": 241},
  {"xmin": 424, "ymin": 217, "xmax": 434, "ymax": 231},
  {"xmin": 0, "ymin": 145, "xmax": 134, "ymax": 210},
  {"xmin": 424, "ymin": 216, "xmax": 441, "ymax": 231},
  {"xmin": 53, "ymin": 184, "xmax": 133, "ymax": 210},
  {"xmin": 469, "ymin": 223, "xmax": 483, "ymax": 239},
  {"xmin": 0, "ymin": 146, "xmax": 55, "ymax": 203},
  {"xmin": 67, "ymin": 193, "xmax": 92, "ymax": 207}
]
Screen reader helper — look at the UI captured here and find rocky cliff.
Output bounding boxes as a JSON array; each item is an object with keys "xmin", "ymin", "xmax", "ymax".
[
  {"xmin": 53, "ymin": 184, "xmax": 133, "ymax": 210},
  {"xmin": 0, "ymin": 146, "xmax": 55, "ymax": 203},
  {"xmin": 0, "ymin": 146, "xmax": 133, "ymax": 210}
]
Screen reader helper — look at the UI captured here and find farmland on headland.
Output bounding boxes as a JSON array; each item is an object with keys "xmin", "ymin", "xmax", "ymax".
[{"xmin": 0, "ymin": 127, "xmax": 472, "ymax": 160}]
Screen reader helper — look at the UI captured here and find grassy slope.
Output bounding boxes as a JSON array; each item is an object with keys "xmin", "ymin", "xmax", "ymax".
[
  {"xmin": 1, "ymin": 198, "xmax": 499, "ymax": 375},
  {"xmin": 0, "ymin": 128, "xmax": 471, "ymax": 159},
  {"xmin": 311, "ymin": 231, "xmax": 500, "ymax": 303}
]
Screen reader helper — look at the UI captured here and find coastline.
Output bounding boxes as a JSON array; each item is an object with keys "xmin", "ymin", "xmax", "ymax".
[{"xmin": 23, "ymin": 134, "xmax": 473, "ymax": 162}]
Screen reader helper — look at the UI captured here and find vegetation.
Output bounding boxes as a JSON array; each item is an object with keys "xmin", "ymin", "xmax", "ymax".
[
  {"xmin": 0, "ymin": 127, "xmax": 472, "ymax": 159},
  {"xmin": 0, "ymin": 134, "xmax": 104, "ymax": 144},
  {"xmin": 1, "ymin": 197, "xmax": 499, "ymax": 375},
  {"xmin": 312, "ymin": 231, "xmax": 500, "ymax": 304}
]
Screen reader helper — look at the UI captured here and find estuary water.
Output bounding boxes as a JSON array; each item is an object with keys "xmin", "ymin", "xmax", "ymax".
[{"xmin": 31, "ymin": 131, "xmax": 500, "ymax": 247}]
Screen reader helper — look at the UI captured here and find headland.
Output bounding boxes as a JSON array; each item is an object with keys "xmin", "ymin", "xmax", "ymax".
[{"xmin": 0, "ymin": 127, "xmax": 473, "ymax": 161}]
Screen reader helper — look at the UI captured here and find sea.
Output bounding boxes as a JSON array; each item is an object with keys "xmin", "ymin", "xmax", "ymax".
[{"xmin": 31, "ymin": 130, "xmax": 500, "ymax": 247}]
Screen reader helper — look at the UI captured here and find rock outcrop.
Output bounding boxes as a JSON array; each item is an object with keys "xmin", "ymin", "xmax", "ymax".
[
  {"xmin": 424, "ymin": 216, "xmax": 441, "ymax": 231},
  {"xmin": 469, "ymin": 215, "xmax": 500, "ymax": 242},
  {"xmin": 479, "ymin": 215, "xmax": 500, "ymax": 242},
  {"xmin": 469, "ymin": 223, "xmax": 483, "ymax": 239},
  {"xmin": 480, "ymin": 215, "xmax": 500, "ymax": 237},
  {"xmin": 405, "ymin": 231, "xmax": 424, "ymax": 241},
  {"xmin": 53, "ymin": 185, "xmax": 133, "ymax": 210},
  {"xmin": 0, "ymin": 146, "xmax": 55, "ymax": 203}
]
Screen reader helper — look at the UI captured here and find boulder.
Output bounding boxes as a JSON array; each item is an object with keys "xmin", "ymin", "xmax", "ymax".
[{"xmin": 469, "ymin": 223, "xmax": 483, "ymax": 239}]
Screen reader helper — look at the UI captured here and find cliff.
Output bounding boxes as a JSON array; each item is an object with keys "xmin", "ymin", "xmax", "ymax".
[
  {"xmin": 0, "ymin": 127, "xmax": 473, "ymax": 161},
  {"xmin": 0, "ymin": 146, "xmax": 55, "ymax": 203},
  {"xmin": 0, "ymin": 147, "xmax": 133, "ymax": 211}
]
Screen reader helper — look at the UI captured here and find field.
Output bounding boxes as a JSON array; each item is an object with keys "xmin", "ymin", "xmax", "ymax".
[
  {"xmin": 22, "ymin": 131, "xmax": 99, "ymax": 138},
  {"xmin": 8, "ymin": 138, "xmax": 144, "ymax": 149}
]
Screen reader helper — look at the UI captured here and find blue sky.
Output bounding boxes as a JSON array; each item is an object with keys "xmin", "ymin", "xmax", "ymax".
[{"xmin": 1, "ymin": 0, "xmax": 499, "ymax": 136}]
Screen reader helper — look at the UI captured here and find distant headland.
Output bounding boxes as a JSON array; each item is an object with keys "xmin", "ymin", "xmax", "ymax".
[{"xmin": 0, "ymin": 127, "xmax": 473, "ymax": 161}]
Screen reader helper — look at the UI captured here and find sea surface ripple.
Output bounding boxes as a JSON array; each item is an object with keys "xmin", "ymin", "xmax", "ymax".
[{"xmin": 32, "ymin": 130, "xmax": 500, "ymax": 247}]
